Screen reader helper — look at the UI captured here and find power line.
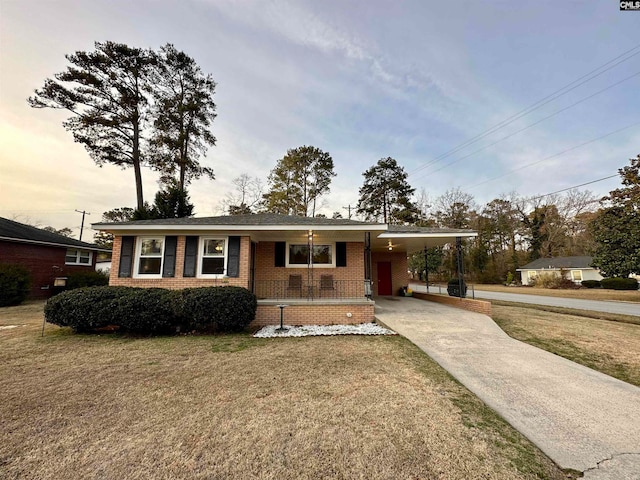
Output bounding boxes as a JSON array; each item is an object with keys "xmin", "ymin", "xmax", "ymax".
[
  {"xmin": 464, "ymin": 120, "xmax": 640, "ymax": 190},
  {"xmin": 411, "ymin": 70, "xmax": 640, "ymax": 182},
  {"xmin": 409, "ymin": 43, "xmax": 640, "ymax": 176},
  {"xmin": 527, "ymin": 175, "xmax": 619, "ymax": 202}
]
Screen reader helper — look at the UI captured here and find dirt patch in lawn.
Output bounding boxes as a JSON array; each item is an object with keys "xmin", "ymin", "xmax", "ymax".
[
  {"xmin": 475, "ymin": 284, "xmax": 640, "ymax": 302},
  {"xmin": 493, "ymin": 304, "xmax": 640, "ymax": 387},
  {"xmin": 0, "ymin": 302, "xmax": 575, "ymax": 480}
]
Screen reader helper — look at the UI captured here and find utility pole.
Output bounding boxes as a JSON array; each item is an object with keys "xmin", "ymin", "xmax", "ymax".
[
  {"xmin": 75, "ymin": 209, "xmax": 91, "ymax": 241},
  {"xmin": 342, "ymin": 204, "xmax": 353, "ymax": 219}
]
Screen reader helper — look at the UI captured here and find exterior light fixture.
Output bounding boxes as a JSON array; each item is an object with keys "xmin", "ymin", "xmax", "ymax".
[
  {"xmin": 308, "ymin": 229, "xmax": 313, "ymax": 241},
  {"xmin": 388, "ymin": 240, "xmax": 393, "ymax": 251}
]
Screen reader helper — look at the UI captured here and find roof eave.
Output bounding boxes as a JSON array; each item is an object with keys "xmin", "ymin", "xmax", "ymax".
[
  {"xmin": 92, "ymin": 223, "xmax": 388, "ymax": 233},
  {"xmin": 0, "ymin": 236, "xmax": 111, "ymax": 252}
]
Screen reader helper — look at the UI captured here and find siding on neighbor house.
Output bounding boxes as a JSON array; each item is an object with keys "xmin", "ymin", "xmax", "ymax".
[
  {"xmin": 519, "ymin": 268, "xmax": 603, "ymax": 286},
  {"xmin": 0, "ymin": 241, "xmax": 96, "ymax": 298},
  {"xmin": 371, "ymin": 251, "xmax": 409, "ymax": 296},
  {"xmin": 109, "ymin": 235, "xmax": 252, "ymax": 290}
]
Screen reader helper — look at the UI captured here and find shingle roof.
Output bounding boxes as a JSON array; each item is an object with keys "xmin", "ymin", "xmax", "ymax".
[
  {"xmin": 518, "ymin": 256, "xmax": 594, "ymax": 270},
  {"xmin": 0, "ymin": 217, "xmax": 107, "ymax": 250},
  {"xmin": 94, "ymin": 213, "xmax": 381, "ymax": 227}
]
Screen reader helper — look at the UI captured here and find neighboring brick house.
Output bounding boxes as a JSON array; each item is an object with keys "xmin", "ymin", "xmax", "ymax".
[
  {"xmin": 94, "ymin": 214, "xmax": 477, "ymax": 327},
  {"xmin": 0, "ymin": 217, "xmax": 111, "ymax": 298}
]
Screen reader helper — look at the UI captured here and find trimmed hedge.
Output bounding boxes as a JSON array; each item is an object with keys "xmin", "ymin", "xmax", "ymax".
[
  {"xmin": 600, "ymin": 277, "xmax": 639, "ymax": 291},
  {"xmin": 0, "ymin": 264, "xmax": 32, "ymax": 307},
  {"xmin": 447, "ymin": 278, "xmax": 467, "ymax": 298},
  {"xmin": 580, "ymin": 280, "xmax": 601, "ymax": 289},
  {"xmin": 180, "ymin": 286, "xmax": 258, "ymax": 333},
  {"xmin": 44, "ymin": 285, "xmax": 257, "ymax": 334}
]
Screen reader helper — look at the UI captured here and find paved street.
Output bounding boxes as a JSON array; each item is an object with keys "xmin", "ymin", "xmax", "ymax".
[{"xmin": 409, "ymin": 283, "xmax": 640, "ymax": 317}]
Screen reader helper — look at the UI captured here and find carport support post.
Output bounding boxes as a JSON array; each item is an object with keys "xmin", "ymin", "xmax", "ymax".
[
  {"xmin": 456, "ymin": 237, "xmax": 465, "ymax": 299},
  {"xmin": 423, "ymin": 247, "xmax": 429, "ymax": 293}
]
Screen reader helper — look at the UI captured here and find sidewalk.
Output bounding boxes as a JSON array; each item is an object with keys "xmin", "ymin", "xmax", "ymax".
[{"xmin": 374, "ymin": 297, "xmax": 640, "ymax": 480}]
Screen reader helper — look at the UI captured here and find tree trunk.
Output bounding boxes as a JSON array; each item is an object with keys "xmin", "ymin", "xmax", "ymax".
[{"xmin": 132, "ymin": 120, "xmax": 144, "ymax": 210}]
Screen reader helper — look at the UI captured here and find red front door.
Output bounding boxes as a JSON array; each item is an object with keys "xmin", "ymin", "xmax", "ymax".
[{"xmin": 377, "ymin": 262, "xmax": 392, "ymax": 295}]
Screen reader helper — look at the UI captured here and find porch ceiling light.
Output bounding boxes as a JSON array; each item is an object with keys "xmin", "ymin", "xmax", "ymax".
[{"xmin": 308, "ymin": 229, "xmax": 314, "ymax": 241}]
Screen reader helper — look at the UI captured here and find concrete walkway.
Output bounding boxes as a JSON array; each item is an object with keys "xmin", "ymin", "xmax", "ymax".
[{"xmin": 374, "ymin": 297, "xmax": 640, "ymax": 480}]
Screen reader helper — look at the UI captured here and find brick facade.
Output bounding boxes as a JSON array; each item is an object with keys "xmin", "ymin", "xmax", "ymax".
[
  {"xmin": 109, "ymin": 235, "xmax": 252, "ymax": 289},
  {"xmin": 252, "ymin": 301, "xmax": 375, "ymax": 328},
  {"xmin": 371, "ymin": 251, "xmax": 409, "ymax": 296},
  {"xmin": 0, "ymin": 240, "xmax": 97, "ymax": 298}
]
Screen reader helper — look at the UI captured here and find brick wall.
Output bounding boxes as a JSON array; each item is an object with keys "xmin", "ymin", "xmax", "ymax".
[
  {"xmin": 0, "ymin": 240, "xmax": 96, "ymax": 298},
  {"xmin": 371, "ymin": 251, "xmax": 409, "ymax": 296},
  {"xmin": 254, "ymin": 242, "xmax": 366, "ymax": 297},
  {"xmin": 412, "ymin": 292, "xmax": 492, "ymax": 316},
  {"xmin": 252, "ymin": 301, "xmax": 375, "ymax": 328},
  {"xmin": 110, "ymin": 235, "xmax": 251, "ymax": 289}
]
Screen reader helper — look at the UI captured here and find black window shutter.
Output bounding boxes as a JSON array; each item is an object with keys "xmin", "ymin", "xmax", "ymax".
[
  {"xmin": 227, "ymin": 236, "xmax": 241, "ymax": 277},
  {"xmin": 275, "ymin": 242, "xmax": 286, "ymax": 267},
  {"xmin": 118, "ymin": 236, "xmax": 134, "ymax": 278},
  {"xmin": 162, "ymin": 236, "xmax": 177, "ymax": 277},
  {"xmin": 336, "ymin": 242, "xmax": 347, "ymax": 267},
  {"xmin": 183, "ymin": 236, "xmax": 199, "ymax": 277}
]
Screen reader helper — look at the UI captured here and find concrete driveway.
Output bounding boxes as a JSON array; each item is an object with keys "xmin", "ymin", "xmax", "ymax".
[{"xmin": 374, "ymin": 297, "xmax": 640, "ymax": 480}]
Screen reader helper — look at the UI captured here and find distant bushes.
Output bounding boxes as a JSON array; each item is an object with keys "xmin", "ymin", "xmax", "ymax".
[
  {"xmin": 45, "ymin": 286, "xmax": 257, "ymax": 334},
  {"xmin": 580, "ymin": 280, "xmax": 601, "ymax": 289},
  {"xmin": 529, "ymin": 272, "xmax": 578, "ymax": 289},
  {"xmin": 447, "ymin": 278, "xmax": 467, "ymax": 298},
  {"xmin": 600, "ymin": 277, "xmax": 639, "ymax": 291},
  {"xmin": 0, "ymin": 264, "xmax": 31, "ymax": 307},
  {"xmin": 65, "ymin": 270, "xmax": 109, "ymax": 289}
]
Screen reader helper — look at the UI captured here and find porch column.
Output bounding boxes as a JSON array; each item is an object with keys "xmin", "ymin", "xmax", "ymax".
[
  {"xmin": 364, "ymin": 232, "xmax": 372, "ymax": 298},
  {"xmin": 423, "ymin": 247, "xmax": 429, "ymax": 293},
  {"xmin": 456, "ymin": 236, "xmax": 466, "ymax": 298}
]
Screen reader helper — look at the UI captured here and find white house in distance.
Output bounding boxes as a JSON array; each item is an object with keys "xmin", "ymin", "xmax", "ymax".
[{"xmin": 517, "ymin": 256, "xmax": 603, "ymax": 285}]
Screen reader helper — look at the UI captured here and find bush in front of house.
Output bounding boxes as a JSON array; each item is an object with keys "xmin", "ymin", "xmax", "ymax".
[
  {"xmin": 179, "ymin": 286, "xmax": 257, "ymax": 333},
  {"xmin": 447, "ymin": 278, "xmax": 467, "ymax": 298},
  {"xmin": 0, "ymin": 264, "xmax": 32, "ymax": 307},
  {"xmin": 44, "ymin": 286, "xmax": 135, "ymax": 332},
  {"xmin": 45, "ymin": 285, "xmax": 257, "ymax": 334},
  {"xmin": 65, "ymin": 270, "xmax": 109, "ymax": 290},
  {"xmin": 529, "ymin": 271, "xmax": 578, "ymax": 289},
  {"xmin": 600, "ymin": 277, "xmax": 639, "ymax": 291},
  {"xmin": 113, "ymin": 288, "xmax": 181, "ymax": 334},
  {"xmin": 580, "ymin": 280, "xmax": 601, "ymax": 289}
]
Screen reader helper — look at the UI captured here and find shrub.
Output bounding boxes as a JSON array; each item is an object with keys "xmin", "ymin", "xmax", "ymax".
[
  {"xmin": 114, "ymin": 288, "xmax": 181, "ymax": 334},
  {"xmin": 44, "ymin": 285, "xmax": 257, "ymax": 334},
  {"xmin": 180, "ymin": 286, "xmax": 257, "ymax": 332},
  {"xmin": 447, "ymin": 278, "xmax": 467, "ymax": 298},
  {"xmin": 0, "ymin": 264, "xmax": 31, "ymax": 307},
  {"xmin": 600, "ymin": 277, "xmax": 639, "ymax": 291},
  {"xmin": 529, "ymin": 272, "xmax": 577, "ymax": 289},
  {"xmin": 581, "ymin": 280, "xmax": 601, "ymax": 289},
  {"xmin": 45, "ymin": 286, "xmax": 135, "ymax": 332},
  {"xmin": 65, "ymin": 270, "xmax": 109, "ymax": 289}
]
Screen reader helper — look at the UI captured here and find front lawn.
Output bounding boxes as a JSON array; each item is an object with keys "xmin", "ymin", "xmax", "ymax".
[
  {"xmin": 474, "ymin": 283, "xmax": 640, "ymax": 302},
  {"xmin": 0, "ymin": 302, "xmax": 573, "ymax": 479},
  {"xmin": 493, "ymin": 304, "xmax": 640, "ymax": 387}
]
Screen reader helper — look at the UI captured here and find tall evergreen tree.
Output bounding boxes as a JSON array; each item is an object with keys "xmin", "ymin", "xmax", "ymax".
[
  {"xmin": 590, "ymin": 155, "xmax": 640, "ymax": 277},
  {"xmin": 263, "ymin": 146, "xmax": 335, "ymax": 216},
  {"xmin": 150, "ymin": 44, "xmax": 216, "ymax": 190},
  {"xmin": 356, "ymin": 157, "xmax": 418, "ymax": 224},
  {"xmin": 28, "ymin": 41, "xmax": 156, "ymax": 210}
]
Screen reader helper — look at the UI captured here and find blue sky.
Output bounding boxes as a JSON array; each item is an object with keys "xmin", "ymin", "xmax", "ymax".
[{"xmin": 1, "ymin": 0, "xmax": 639, "ymax": 238}]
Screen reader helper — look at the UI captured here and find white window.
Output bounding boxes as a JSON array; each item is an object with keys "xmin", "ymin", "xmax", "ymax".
[
  {"xmin": 65, "ymin": 249, "xmax": 92, "ymax": 265},
  {"xmin": 135, "ymin": 237, "xmax": 164, "ymax": 277},
  {"xmin": 571, "ymin": 270, "xmax": 583, "ymax": 282},
  {"xmin": 286, "ymin": 243, "xmax": 335, "ymax": 268},
  {"xmin": 198, "ymin": 237, "xmax": 227, "ymax": 277}
]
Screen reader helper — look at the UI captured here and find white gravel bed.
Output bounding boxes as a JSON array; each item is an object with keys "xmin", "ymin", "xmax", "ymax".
[{"xmin": 253, "ymin": 322, "xmax": 396, "ymax": 338}]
